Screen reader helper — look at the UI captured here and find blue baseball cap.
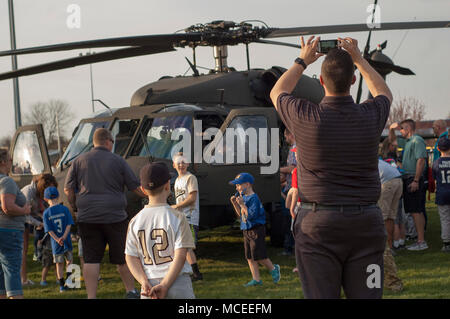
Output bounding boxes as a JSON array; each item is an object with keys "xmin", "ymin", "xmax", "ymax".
[
  {"xmin": 44, "ymin": 186, "xmax": 59, "ymax": 199},
  {"xmin": 229, "ymin": 173, "xmax": 254, "ymax": 185}
]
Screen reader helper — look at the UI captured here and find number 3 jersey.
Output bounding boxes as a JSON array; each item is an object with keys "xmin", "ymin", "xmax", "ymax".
[
  {"xmin": 125, "ymin": 204, "xmax": 195, "ymax": 279},
  {"xmin": 43, "ymin": 204, "xmax": 74, "ymax": 255}
]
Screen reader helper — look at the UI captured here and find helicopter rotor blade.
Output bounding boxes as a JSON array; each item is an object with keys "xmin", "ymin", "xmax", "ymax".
[
  {"xmin": 0, "ymin": 45, "xmax": 175, "ymax": 81},
  {"xmin": 264, "ymin": 21, "xmax": 450, "ymax": 39},
  {"xmin": 254, "ymin": 39, "xmax": 301, "ymax": 49},
  {"xmin": 356, "ymin": 72, "xmax": 364, "ymax": 104},
  {"xmin": 357, "ymin": 0, "xmax": 377, "ymax": 104},
  {"xmin": 367, "ymin": 59, "xmax": 415, "ymax": 75},
  {"xmin": 0, "ymin": 33, "xmax": 200, "ymax": 57}
]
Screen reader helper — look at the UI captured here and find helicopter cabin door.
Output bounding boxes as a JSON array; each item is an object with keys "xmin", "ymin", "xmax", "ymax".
[
  {"xmin": 9, "ymin": 124, "xmax": 52, "ymax": 189},
  {"xmin": 195, "ymin": 107, "xmax": 280, "ymax": 222}
]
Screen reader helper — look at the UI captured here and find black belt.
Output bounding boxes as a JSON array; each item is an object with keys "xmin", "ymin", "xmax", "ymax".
[{"xmin": 300, "ymin": 202, "xmax": 378, "ymax": 212}]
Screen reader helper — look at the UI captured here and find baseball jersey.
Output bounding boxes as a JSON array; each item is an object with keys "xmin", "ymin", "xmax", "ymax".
[
  {"xmin": 240, "ymin": 193, "xmax": 265, "ymax": 231},
  {"xmin": 125, "ymin": 204, "xmax": 195, "ymax": 279},
  {"xmin": 174, "ymin": 172, "xmax": 200, "ymax": 226},
  {"xmin": 432, "ymin": 156, "xmax": 450, "ymax": 205},
  {"xmin": 43, "ymin": 204, "xmax": 74, "ymax": 255}
]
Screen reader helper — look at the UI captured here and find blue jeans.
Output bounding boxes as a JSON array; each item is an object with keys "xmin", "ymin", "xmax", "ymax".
[{"xmin": 0, "ymin": 229, "xmax": 24, "ymax": 297}]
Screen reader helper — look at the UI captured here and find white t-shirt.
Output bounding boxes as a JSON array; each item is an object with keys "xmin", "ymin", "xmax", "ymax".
[
  {"xmin": 125, "ymin": 204, "xmax": 195, "ymax": 280},
  {"xmin": 174, "ymin": 172, "xmax": 200, "ymax": 226}
]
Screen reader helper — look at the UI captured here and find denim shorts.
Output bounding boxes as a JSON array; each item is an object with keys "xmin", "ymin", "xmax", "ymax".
[{"xmin": 0, "ymin": 229, "xmax": 24, "ymax": 297}]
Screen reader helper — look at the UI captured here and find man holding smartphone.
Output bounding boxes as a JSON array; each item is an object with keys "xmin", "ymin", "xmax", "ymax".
[{"xmin": 270, "ymin": 36, "xmax": 392, "ymax": 299}]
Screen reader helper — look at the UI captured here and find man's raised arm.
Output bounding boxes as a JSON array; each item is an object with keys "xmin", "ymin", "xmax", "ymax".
[
  {"xmin": 339, "ymin": 37, "xmax": 392, "ymax": 103},
  {"xmin": 270, "ymin": 36, "xmax": 324, "ymax": 110}
]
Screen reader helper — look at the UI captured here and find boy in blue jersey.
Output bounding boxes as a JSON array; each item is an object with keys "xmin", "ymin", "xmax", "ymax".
[
  {"xmin": 43, "ymin": 186, "xmax": 74, "ymax": 292},
  {"xmin": 432, "ymin": 137, "xmax": 450, "ymax": 253},
  {"xmin": 229, "ymin": 173, "xmax": 281, "ymax": 287}
]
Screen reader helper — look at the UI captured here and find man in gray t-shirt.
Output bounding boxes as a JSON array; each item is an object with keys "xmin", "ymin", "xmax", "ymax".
[{"xmin": 64, "ymin": 128, "xmax": 144, "ymax": 299}]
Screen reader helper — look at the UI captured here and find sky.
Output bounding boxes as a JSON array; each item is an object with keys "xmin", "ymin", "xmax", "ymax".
[{"xmin": 0, "ymin": 0, "xmax": 449, "ymax": 140}]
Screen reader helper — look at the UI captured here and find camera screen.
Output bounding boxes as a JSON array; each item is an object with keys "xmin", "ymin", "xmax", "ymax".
[{"xmin": 319, "ymin": 40, "xmax": 338, "ymax": 53}]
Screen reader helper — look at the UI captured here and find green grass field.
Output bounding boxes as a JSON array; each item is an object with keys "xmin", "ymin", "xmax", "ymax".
[{"xmin": 22, "ymin": 199, "xmax": 450, "ymax": 299}]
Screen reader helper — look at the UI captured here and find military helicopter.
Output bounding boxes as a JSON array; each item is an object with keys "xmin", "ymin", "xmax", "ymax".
[{"xmin": 1, "ymin": 18, "xmax": 449, "ymax": 245}]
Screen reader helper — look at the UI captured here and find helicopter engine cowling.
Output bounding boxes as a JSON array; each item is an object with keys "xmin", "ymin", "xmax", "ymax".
[{"xmin": 130, "ymin": 68, "xmax": 324, "ymax": 108}]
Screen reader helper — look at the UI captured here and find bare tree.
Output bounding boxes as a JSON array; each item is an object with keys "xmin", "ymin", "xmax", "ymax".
[
  {"xmin": 24, "ymin": 99, "xmax": 75, "ymax": 144},
  {"xmin": 386, "ymin": 97, "xmax": 426, "ymax": 127}
]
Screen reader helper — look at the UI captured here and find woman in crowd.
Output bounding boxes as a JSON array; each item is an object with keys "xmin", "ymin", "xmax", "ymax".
[
  {"xmin": 0, "ymin": 148, "xmax": 31, "ymax": 299},
  {"xmin": 21, "ymin": 173, "xmax": 58, "ymax": 285}
]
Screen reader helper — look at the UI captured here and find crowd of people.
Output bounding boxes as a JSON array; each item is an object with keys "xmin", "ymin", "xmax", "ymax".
[{"xmin": 0, "ymin": 35, "xmax": 449, "ymax": 300}]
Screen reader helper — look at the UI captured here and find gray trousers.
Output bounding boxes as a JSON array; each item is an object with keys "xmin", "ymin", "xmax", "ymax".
[
  {"xmin": 438, "ymin": 205, "xmax": 450, "ymax": 242},
  {"xmin": 294, "ymin": 206, "xmax": 386, "ymax": 299}
]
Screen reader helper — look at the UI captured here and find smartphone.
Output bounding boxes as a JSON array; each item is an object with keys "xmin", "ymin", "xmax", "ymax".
[{"xmin": 317, "ymin": 40, "xmax": 338, "ymax": 54}]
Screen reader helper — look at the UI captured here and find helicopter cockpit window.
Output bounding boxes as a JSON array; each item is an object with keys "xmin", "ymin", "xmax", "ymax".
[
  {"xmin": 208, "ymin": 115, "xmax": 270, "ymax": 165},
  {"xmin": 110, "ymin": 119, "xmax": 139, "ymax": 156},
  {"xmin": 60, "ymin": 121, "xmax": 109, "ymax": 165},
  {"xmin": 132, "ymin": 116, "xmax": 193, "ymax": 160},
  {"xmin": 157, "ymin": 105, "xmax": 203, "ymax": 113},
  {"xmin": 12, "ymin": 131, "xmax": 45, "ymax": 175}
]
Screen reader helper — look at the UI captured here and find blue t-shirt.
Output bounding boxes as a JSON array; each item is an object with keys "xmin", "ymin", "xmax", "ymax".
[
  {"xmin": 43, "ymin": 204, "xmax": 74, "ymax": 255},
  {"xmin": 432, "ymin": 156, "xmax": 450, "ymax": 205},
  {"xmin": 378, "ymin": 159, "xmax": 401, "ymax": 184},
  {"xmin": 433, "ymin": 131, "xmax": 449, "ymax": 162},
  {"xmin": 240, "ymin": 193, "xmax": 266, "ymax": 230}
]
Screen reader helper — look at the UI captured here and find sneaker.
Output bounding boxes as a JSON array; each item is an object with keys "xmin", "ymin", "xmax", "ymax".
[
  {"xmin": 40, "ymin": 281, "xmax": 48, "ymax": 286},
  {"xmin": 271, "ymin": 264, "xmax": 281, "ymax": 283},
  {"xmin": 59, "ymin": 286, "xmax": 68, "ymax": 293},
  {"xmin": 406, "ymin": 241, "xmax": 428, "ymax": 251},
  {"xmin": 243, "ymin": 279, "xmax": 263, "ymax": 287},
  {"xmin": 441, "ymin": 245, "xmax": 450, "ymax": 253},
  {"xmin": 22, "ymin": 279, "xmax": 35, "ymax": 286},
  {"xmin": 125, "ymin": 290, "xmax": 140, "ymax": 299},
  {"xmin": 32, "ymin": 253, "xmax": 38, "ymax": 261}
]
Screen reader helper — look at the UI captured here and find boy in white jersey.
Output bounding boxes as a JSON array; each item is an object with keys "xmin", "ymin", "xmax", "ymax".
[
  {"xmin": 125, "ymin": 162, "xmax": 195, "ymax": 299},
  {"xmin": 172, "ymin": 153, "xmax": 203, "ymax": 281}
]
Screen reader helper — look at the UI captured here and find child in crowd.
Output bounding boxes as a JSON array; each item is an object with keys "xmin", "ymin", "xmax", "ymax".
[
  {"xmin": 432, "ymin": 137, "xmax": 450, "ymax": 253},
  {"xmin": 125, "ymin": 162, "xmax": 196, "ymax": 299},
  {"xmin": 230, "ymin": 173, "xmax": 281, "ymax": 287},
  {"xmin": 172, "ymin": 153, "xmax": 203, "ymax": 281},
  {"xmin": 42, "ymin": 186, "xmax": 74, "ymax": 292}
]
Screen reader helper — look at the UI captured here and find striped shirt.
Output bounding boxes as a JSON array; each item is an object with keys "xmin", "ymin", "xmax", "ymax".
[{"xmin": 277, "ymin": 93, "xmax": 390, "ymax": 205}]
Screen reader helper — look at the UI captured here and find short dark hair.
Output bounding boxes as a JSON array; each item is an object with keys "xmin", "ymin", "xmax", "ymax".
[
  {"xmin": 400, "ymin": 119, "xmax": 416, "ymax": 131},
  {"xmin": 93, "ymin": 128, "xmax": 113, "ymax": 145},
  {"xmin": 321, "ymin": 48, "xmax": 354, "ymax": 94}
]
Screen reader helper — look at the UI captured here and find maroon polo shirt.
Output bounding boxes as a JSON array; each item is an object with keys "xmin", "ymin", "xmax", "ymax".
[{"xmin": 277, "ymin": 93, "xmax": 390, "ymax": 205}]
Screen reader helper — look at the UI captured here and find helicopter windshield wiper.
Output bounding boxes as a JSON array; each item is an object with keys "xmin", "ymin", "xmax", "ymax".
[
  {"xmin": 140, "ymin": 131, "xmax": 154, "ymax": 162},
  {"xmin": 64, "ymin": 142, "xmax": 93, "ymax": 166}
]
